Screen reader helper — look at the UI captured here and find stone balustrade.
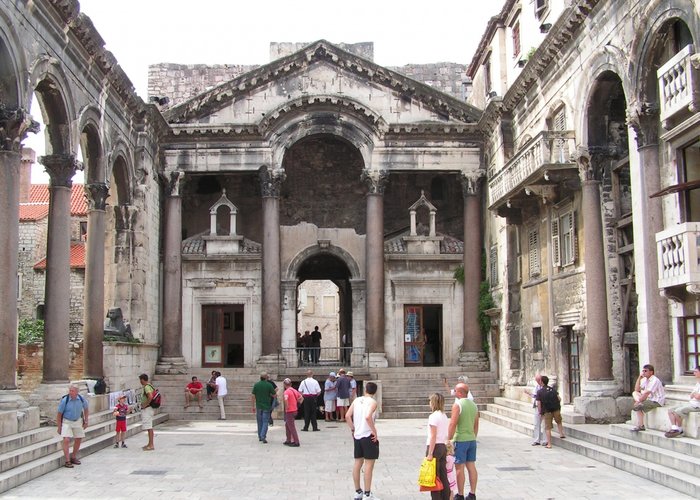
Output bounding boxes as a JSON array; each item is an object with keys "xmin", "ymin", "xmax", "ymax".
[
  {"xmin": 658, "ymin": 44, "xmax": 700, "ymax": 127},
  {"xmin": 656, "ymin": 222, "xmax": 700, "ymax": 291}
]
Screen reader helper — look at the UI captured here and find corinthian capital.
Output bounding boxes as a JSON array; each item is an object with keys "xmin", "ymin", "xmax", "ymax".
[
  {"xmin": 85, "ymin": 183, "xmax": 109, "ymax": 211},
  {"xmin": 361, "ymin": 169, "xmax": 389, "ymax": 194},
  {"xmin": 626, "ymin": 100, "xmax": 659, "ymax": 147},
  {"xmin": 0, "ymin": 104, "xmax": 40, "ymax": 152},
  {"xmin": 258, "ymin": 165, "xmax": 286, "ymax": 197},
  {"xmin": 164, "ymin": 170, "xmax": 186, "ymax": 197},
  {"xmin": 460, "ymin": 169, "xmax": 485, "ymax": 197},
  {"xmin": 572, "ymin": 146, "xmax": 593, "ymax": 183},
  {"xmin": 39, "ymin": 154, "xmax": 81, "ymax": 188}
]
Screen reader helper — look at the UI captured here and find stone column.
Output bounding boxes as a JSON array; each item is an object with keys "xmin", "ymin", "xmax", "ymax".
[
  {"xmin": 361, "ymin": 169, "xmax": 388, "ymax": 367},
  {"xmin": 40, "ymin": 154, "xmax": 81, "ymax": 385},
  {"xmin": 156, "ymin": 171, "xmax": 187, "ymax": 374},
  {"xmin": 259, "ymin": 166, "xmax": 285, "ymax": 363},
  {"xmin": 576, "ymin": 149, "xmax": 616, "ymax": 395},
  {"xmin": 83, "ymin": 183, "xmax": 108, "ymax": 379},
  {"xmin": 0, "ymin": 107, "xmax": 38, "ymax": 410},
  {"xmin": 459, "ymin": 170, "xmax": 489, "ymax": 370},
  {"xmin": 628, "ymin": 107, "xmax": 671, "ymax": 382}
]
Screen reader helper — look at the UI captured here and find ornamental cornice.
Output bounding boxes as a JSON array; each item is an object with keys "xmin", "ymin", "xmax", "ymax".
[{"xmin": 164, "ymin": 40, "xmax": 482, "ymax": 125}]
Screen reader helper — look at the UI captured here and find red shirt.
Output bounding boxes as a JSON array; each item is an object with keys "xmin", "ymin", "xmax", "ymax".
[
  {"xmin": 284, "ymin": 387, "xmax": 302, "ymax": 413},
  {"xmin": 187, "ymin": 381, "xmax": 203, "ymax": 393}
]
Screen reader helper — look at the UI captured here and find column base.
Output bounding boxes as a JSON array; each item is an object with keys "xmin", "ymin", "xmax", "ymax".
[
  {"xmin": 458, "ymin": 351, "xmax": 490, "ymax": 371},
  {"xmin": 256, "ymin": 354, "xmax": 286, "ymax": 378},
  {"xmin": 155, "ymin": 357, "xmax": 188, "ymax": 375},
  {"xmin": 29, "ymin": 382, "xmax": 71, "ymax": 420},
  {"xmin": 574, "ymin": 380, "xmax": 628, "ymax": 423},
  {"xmin": 366, "ymin": 352, "xmax": 388, "ymax": 368},
  {"xmin": 0, "ymin": 390, "xmax": 29, "ymax": 410}
]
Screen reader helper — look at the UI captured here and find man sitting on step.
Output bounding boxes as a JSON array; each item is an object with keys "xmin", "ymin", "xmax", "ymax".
[
  {"xmin": 665, "ymin": 365, "xmax": 700, "ymax": 438},
  {"xmin": 631, "ymin": 364, "xmax": 665, "ymax": 432}
]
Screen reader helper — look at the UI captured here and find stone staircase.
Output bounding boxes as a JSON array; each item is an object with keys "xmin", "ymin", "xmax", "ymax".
[
  {"xmin": 373, "ymin": 367, "xmax": 500, "ymax": 418},
  {"xmin": 0, "ymin": 394, "xmax": 167, "ymax": 494},
  {"xmin": 482, "ymin": 396, "xmax": 700, "ymax": 497}
]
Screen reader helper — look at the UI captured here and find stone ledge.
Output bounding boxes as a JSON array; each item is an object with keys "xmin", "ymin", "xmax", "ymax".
[{"xmin": 633, "ymin": 406, "xmax": 700, "ymax": 438}]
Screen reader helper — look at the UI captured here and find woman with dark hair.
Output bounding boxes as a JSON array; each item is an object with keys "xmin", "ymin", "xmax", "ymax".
[{"xmin": 425, "ymin": 392, "xmax": 450, "ymax": 500}]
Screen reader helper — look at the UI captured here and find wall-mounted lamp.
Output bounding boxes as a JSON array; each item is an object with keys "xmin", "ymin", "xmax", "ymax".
[{"xmin": 540, "ymin": 23, "xmax": 552, "ymax": 33}]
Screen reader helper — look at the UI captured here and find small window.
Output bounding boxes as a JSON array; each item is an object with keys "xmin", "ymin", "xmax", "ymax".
[
  {"xmin": 17, "ymin": 273, "xmax": 22, "ymax": 300},
  {"xmin": 683, "ymin": 316, "xmax": 700, "ymax": 373},
  {"xmin": 535, "ymin": 0, "xmax": 549, "ymax": 20},
  {"xmin": 532, "ymin": 327, "xmax": 542, "ymax": 353},
  {"xmin": 552, "ymin": 209, "xmax": 577, "ymax": 267},
  {"xmin": 36, "ymin": 304, "xmax": 45, "ymax": 321},
  {"xmin": 305, "ymin": 296, "xmax": 315, "ymax": 314},
  {"xmin": 484, "ymin": 55, "xmax": 492, "ymax": 95},
  {"xmin": 323, "ymin": 295, "xmax": 335, "ymax": 315},
  {"xmin": 512, "ymin": 21, "xmax": 521, "ymax": 58},
  {"xmin": 528, "ymin": 228, "xmax": 541, "ymax": 278}
]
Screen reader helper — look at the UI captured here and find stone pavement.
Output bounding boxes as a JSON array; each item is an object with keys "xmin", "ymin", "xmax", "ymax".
[{"xmin": 2, "ymin": 418, "xmax": 690, "ymax": 500}]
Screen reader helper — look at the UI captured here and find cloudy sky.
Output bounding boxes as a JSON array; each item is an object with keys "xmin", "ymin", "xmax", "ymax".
[{"xmin": 28, "ymin": 1, "xmax": 502, "ymax": 181}]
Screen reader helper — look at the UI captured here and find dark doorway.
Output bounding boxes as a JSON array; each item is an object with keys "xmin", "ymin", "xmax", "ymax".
[
  {"xmin": 404, "ymin": 305, "xmax": 443, "ymax": 366},
  {"xmin": 567, "ymin": 327, "xmax": 581, "ymax": 401},
  {"xmin": 202, "ymin": 304, "xmax": 244, "ymax": 367}
]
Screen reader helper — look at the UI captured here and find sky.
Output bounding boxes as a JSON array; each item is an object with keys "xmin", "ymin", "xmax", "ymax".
[{"xmin": 27, "ymin": 0, "xmax": 502, "ymax": 181}]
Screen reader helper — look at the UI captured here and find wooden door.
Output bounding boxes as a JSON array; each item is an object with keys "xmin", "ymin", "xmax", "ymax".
[
  {"xmin": 404, "ymin": 305, "xmax": 424, "ymax": 365},
  {"xmin": 202, "ymin": 305, "xmax": 224, "ymax": 367}
]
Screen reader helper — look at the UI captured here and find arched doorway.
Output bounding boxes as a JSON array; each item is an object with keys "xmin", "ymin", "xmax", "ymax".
[{"xmin": 296, "ymin": 252, "xmax": 353, "ymax": 366}]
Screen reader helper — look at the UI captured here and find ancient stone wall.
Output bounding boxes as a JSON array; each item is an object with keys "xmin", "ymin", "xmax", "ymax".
[{"xmin": 17, "ymin": 343, "xmax": 84, "ymax": 397}]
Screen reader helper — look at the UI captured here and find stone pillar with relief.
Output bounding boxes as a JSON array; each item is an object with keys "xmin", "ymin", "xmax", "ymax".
[
  {"xmin": 362, "ymin": 169, "xmax": 389, "ymax": 367},
  {"xmin": 83, "ymin": 183, "xmax": 108, "ymax": 379},
  {"xmin": 627, "ymin": 104, "xmax": 671, "ymax": 383},
  {"xmin": 258, "ymin": 166, "xmax": 285, "ymax": 368},
  {"xmin": 459, "ymin": 170, "xmax": 489, "ymax": 370},
  {"xmin": 156, "ymin": 171, "xmax": 188, "ymax": 374},
  {"xmin": 29, "ymin": 154, "xmax": 82, "ymax": 416},
  {"xmin": 0, "ymin": 107, "xmax": 38, "ymax": 410}
]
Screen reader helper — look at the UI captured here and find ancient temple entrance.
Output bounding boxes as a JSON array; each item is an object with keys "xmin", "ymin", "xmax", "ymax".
[
  {"xmin": 404, "ymin": 305, "xmax": 443, "ymax": 366},
  {"xmin": 295, "ymin": 254, "xmax": 353, "ymax": 366},
  {"xmin": 201, "ymin": 304, "xmax": 244, "ymax": 368}
]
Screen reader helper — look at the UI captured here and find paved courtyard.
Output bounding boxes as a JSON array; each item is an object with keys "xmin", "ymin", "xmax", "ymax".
[{"xmin": 3, "ymin": 418, "xmax": 690, "ymax": 499}]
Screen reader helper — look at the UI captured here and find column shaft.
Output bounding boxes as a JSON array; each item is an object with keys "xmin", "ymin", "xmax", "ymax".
[
  {"xmin": 463, "ymin": 193, "xmax": 482, "ymax": 352},
  {"xmin": 0, "ymin": 151, "xmax": 20, "ymax": 389},
  {"xmin": 83, "ymin": 183, "xmax": 108, "ymax": 378},
  {"xmin": 162, "ymin": 194, "xmax": 183, "ymax": 358},
  {"xmin": 582, "ymin": 180, "xmax": 613, "ymax": 380},
  {"xmin": 261, "ymin": 196, "xmax": 281, "ymax": 356},
  {"xmin": 366, "ymin": 193, "xmax": 384, "ymax": 353}
]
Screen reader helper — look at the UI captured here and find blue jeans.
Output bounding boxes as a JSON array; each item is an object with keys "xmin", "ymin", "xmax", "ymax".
[{"xmin": 256, "ymin": 409, "xmax": 271, "ymax": 440}]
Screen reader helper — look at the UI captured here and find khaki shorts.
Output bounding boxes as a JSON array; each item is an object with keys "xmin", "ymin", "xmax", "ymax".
[
  {"xmin": 60, "ymin": 418, "xmax": 85, "ymax": 438},
  {"xmin": 633, "ymin": 400, "xmax": 661, "ymax": 413},
  {"xmin": 671, "ymin": 403, "xmax": 700, "ymax": 418},
  {"xmin": 544, "ymin": 410, "xmax": 562, "ymax": 430},
  {"xmin": 141, "ymin": 406, "xmax": 154, "ymax": 430}
]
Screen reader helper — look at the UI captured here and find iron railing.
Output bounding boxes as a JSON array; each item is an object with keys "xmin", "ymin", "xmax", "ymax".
[{"xmin": 276, "ymin": 346, "xmax": 369, "ymax": 370}]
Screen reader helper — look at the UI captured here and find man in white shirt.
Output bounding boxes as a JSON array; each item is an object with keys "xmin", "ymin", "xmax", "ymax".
[
  {"xmin": 665, "ymin": 365, "xmax": 700, "ymax": 438},
  {"xmin": 632, "ymin": 364, "xmax": 665, "ymax": 431},
  {"xmin": 299, "ymin": 370, "xmax": 322, "ymax": 431},
  {"xmin": 346, "ymin": 381, "xmax": 379, "ymax": 500},
  {"xmin": 215, "ymin": 371, "xmax": 228, "ymax": 420},
  {"xmin": 523, "ymin": 374, "xmax": 546, "ymax": 446}
]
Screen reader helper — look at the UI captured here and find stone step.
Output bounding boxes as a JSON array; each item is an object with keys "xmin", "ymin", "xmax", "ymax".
[
  {"xmin": 610, "ymin": 423, "xmax": 700, "ymax": 456},
  {"xmin": 0, "ymin": 411, "xmax": 168, "ymax": 494},
  {"xmin": 492, "ymin": 397, "xmax": 586, "ymax": 424}
]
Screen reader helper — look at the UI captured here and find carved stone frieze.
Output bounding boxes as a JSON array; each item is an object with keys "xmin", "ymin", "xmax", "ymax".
[
  {"xmin": 39, "ymin": 154, "xmax": 81, "ymax": 187},
  {"xmin": 0, "ymin": 105, "xmax": 40, "ymax": 152},
  {"xmin": 460, "ymin": 169, "xmax": 485, "ymax": 197},
  {"xmin": 85, "ymin": 183, "xmax": 109, "ymax": 211},
  {"xmin": 361, "ymin": 168, "xmax": 389, "ymax": 194},
  {"xmin": 258, "ymin": 165, "xmax": 286, "ymax": 197}
]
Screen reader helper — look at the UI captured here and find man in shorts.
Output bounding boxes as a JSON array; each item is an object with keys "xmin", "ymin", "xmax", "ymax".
[
  {"xmin": 665, "ymin": 365, "xmax": 700, "ymax": 437},
  {"xmin": 56, "ymin": 385, "xmax": 89, "ymax": 468},
  {"xmin": 336, "ymin": 368, "xmax": 352, "ymax": 421},
  {"xmin": 139, "ymin": 373, "xmax": 156, "ymax": 450},
  {"xmin": 447, "ymin": 383, "xmax": 478, "ymax": 500},
  {"xmin": 346, "ymin": 381, "xmax": 379, "ymax": 500},
  {"xmin": 632, "ymin": 363, "xmax": 665, "ymax": 431},
  {"xmin": 535, "ymin": 375, "xmax": 566, "ymax": 448}
]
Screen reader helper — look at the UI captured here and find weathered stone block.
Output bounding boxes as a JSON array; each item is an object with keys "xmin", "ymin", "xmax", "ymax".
[{"xmin": 574, "ymin": 396, "xmax": 626, "ymax": 423}]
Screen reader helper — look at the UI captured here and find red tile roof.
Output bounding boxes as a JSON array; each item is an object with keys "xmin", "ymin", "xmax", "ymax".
[
  {"xmin": 33, "ymin": 242, "xmax": 85, "ymax": 270},
  {"xmin": 20, "ymin": 184, "xmax": 88, "ymax": 221}
]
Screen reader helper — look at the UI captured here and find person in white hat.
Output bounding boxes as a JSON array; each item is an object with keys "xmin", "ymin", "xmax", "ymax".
[{"xmin": 324, "ymin": 372, "xmax": 338, "ymax": 421}]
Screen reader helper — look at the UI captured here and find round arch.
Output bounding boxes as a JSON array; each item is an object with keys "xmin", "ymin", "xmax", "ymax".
[
  {"xmin": 0, "ymin": 19, "xmax": 25, "ymax": 109},
  {"xmin": 77, "ymin": 105, "xmax": 104, "ymax": 182},
  {"xmin": 110, "ymin": 153, "xmax": 132, "ymax": 206},
  {"xmin": 285, "ymin": 245, "xmax": 361, "ymax": 281}
]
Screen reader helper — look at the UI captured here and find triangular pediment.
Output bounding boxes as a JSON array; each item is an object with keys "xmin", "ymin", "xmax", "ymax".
[{"xmin": 164, "ymin": 40, "xmax": 482, "ymax": 130}]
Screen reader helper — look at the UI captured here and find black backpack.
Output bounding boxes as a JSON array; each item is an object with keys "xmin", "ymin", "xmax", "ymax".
[{"xmin": 541, "ymin": 386, "xmax": 560, "ymax": 412}]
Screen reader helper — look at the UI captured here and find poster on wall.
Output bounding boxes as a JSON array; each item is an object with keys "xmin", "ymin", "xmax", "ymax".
[{"xmin": 205, "ymin": 345, "xmax": 222, "ymax": 364}]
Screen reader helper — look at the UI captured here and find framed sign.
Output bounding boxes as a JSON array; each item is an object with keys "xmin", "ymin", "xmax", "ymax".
[{"xmin": 205, "ymin": 345, "xmax": 222, "ymax": 364}]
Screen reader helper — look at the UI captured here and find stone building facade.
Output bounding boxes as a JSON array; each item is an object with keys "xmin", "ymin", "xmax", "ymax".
[{"xmin": 469, "ymin": 0, "xmax": 700, "ymax": 420}]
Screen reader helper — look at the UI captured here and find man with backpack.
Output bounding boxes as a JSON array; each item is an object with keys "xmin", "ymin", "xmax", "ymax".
[
  {"xmin": 139, "ymin": 373, "xmax": 158, "ymax": 450},
  {"xmin": 535, "ymin": 375, "xmax": 566, "ymax": 448},
  {"xmin": 56, "ymin": 385, "xmax": 89, "ymax": 468}
]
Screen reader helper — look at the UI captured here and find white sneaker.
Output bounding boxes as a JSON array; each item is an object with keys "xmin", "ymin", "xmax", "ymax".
[
  {"xmin": 353, "ymin": 491, "xmax": 363, "ymax": 500},
  {"xmin": 364, "ymin": 494, "xmax": 381, "ymax": 500}
]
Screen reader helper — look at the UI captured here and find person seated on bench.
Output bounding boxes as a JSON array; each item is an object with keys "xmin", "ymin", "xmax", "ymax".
[
  {"xmin": 665, "ymin": 365, "xmax": 700, "ymax": 438},
  {"xmin": 631, "ymin": 364, "xmax": 665, "ymax": 432}
]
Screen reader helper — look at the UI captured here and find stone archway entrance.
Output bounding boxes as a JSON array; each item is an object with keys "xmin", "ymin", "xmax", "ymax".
[{"xmin": 295, "ymin": 253, "xmax": 353, "ymax": 366}]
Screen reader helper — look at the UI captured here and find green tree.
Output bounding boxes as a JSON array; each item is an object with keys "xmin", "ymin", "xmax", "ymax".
[{"xmin": 18, "ymin": 319, "xmax": 45, "ymax": 344}]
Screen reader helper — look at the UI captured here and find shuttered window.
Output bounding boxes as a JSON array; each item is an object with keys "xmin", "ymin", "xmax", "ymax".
[
  {"xmin": 489, "ymin": 245, "xmax": 499, "ymax": 286},
  {"xmin": 552, "ymin": 209, "xmax": 577, "ymax": 267},
  {"xmin": 528, "ymin": 228, "xmax": 540, "ymax": 278}
]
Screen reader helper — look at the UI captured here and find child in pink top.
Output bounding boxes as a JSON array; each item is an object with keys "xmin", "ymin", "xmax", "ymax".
[{"xmin": 446, "ymin": 441, "xmax": 457, "ymax": 498}]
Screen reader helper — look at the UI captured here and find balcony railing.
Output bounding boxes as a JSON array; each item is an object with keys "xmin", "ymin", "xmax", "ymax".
[
  {"xmin": 656, "ymin": 222, "xmax": 700, "ymax": 291},
  {"xmin": 488, "ymin": 130, "xmax": 576, "ymax": 208},
  {"xmin": 275, "ymin": 346, "xmax": 369, "ymax": 370},
  {"xmin": 658, "ymin": 44, "xmax": 700, "ymax": 126}
]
